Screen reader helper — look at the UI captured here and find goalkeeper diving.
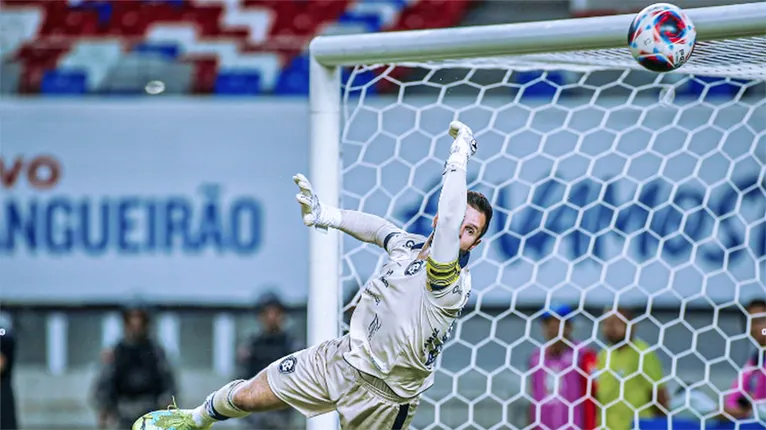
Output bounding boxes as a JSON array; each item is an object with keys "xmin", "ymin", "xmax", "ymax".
[{"xmin": 134, "ymin": 121, "xmax": 494, "ymax": 430}]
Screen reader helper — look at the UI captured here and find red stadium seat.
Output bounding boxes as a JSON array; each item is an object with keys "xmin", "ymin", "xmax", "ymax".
[{"xmin": 13, "ymin": 42, "xmax": 71, "ymax": 92}]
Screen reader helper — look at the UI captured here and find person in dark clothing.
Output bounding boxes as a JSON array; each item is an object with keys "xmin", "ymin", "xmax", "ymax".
[
  {"xmin": 92, "ymin": 304, "xmax": 177, "ymax": 429},
  {"xmin": 0, "ymin": 312, "xmax": 18, "ymax": 430},
  {"xmin": 236, "ymin": 292, "xmax": 301, "ymax": 429}
]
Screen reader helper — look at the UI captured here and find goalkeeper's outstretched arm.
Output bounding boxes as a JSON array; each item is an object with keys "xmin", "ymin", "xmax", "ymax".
[
  {"xmin": 293, "ymin": 174, "xmax": 401, "ymax": 250},
  {"xmin": 427, "ymin": 121, "xmax": 476, "ymax": 291},
  {"xmin": 335, "ymin": 209, "xmax": 402, "ymax": 250}
]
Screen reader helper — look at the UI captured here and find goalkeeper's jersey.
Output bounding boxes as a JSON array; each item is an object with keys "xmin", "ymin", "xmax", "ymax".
[{"xmin": 343, "ymin": 231, "xmax": 472, "ymax": 399}]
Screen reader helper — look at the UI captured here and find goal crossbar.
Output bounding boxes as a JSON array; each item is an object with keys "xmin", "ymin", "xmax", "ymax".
[{"xmin": 310, "ymin": 3, "xmax": 766, "ymax": 66}]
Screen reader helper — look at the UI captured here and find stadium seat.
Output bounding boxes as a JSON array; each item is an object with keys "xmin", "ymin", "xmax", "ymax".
[
  {"xmin": 0, "ymin": 8, "xmax": 44, "ymax": 60},
  {"xmin": 132, "ymin": 42, "xmax": 180, "ymax": 61},
  {"xmin": 351, "ymin": 0, "xmax": 404, "ymax": 29},
  {"xmin": 40, "ymin": 69, "xmax": 87, "ymax": 94},
  {"xmin": 220, "ymin": 52, "xmax": 281, "ymax": 92},
  {"xmin": 39, "ymin": 2, "xmax": 102, "ymax": 36},
  {"xmin": 342, "ymin": 67, "xmax": 378, "ymax": 96},
  {"xmin": 216, "ymin": 3, "xmax": 273, "ymax": 44},
  {"xmin": 274, "ymin": 54, "xmax": 310, "ymax": 95},
  {"xmin": 70, "ymin": 0, "xmax": 112, "ymax": 26},
  {"xmin": 214, "ymin": 70, "xmax": 262, "ymax": 95},
  {"xmin": 516, "ymin": 70, "xmax": 567, "ymax": 99},
  {"xmin": 99, "ymin": 55, "xmax": 193, "ymax": 94},
  {"xmin": 336, "ymin": 12, "xmax": 383, "ymax": 33},
  {"xmin": 59, "ymin": 40, "xmax": 123, "ymax": 90},
  {"xmin": 145, "ymin": 24, "xmax": 197, "ymax": 48},
  {"xmin": 142, "ymin": 0, "xmax": 184, "ymax": 6},
  {"xmin": 0, "ymin": 63, "xmax": 22, "ymax": 94},
  {"xmin": 15, "ymin": 43, "xmax": 72, "ymax": 93},
  {"xmin": 185, "ymin": 57, "xmax": 219, "ymax": 94}
]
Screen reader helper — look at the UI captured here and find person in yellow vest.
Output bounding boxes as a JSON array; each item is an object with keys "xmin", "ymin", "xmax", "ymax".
[{"xmin": 596, "ymin": 307, "xmax": 669, "ymax": 430}]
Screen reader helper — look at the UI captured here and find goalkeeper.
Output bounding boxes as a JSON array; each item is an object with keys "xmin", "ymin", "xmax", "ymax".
[{"xmin": 136, "ymin": 121, "xmax": 493, "ymax": 430}]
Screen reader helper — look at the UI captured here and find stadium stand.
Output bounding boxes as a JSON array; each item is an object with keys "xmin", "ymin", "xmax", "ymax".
[{"xmin": 0, "ymin": 0, "xmax": 470, "ymax": 95}]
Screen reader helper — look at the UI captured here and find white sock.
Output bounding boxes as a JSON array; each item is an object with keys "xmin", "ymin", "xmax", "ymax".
[
  {"xmin": 191, "ymin": 406, "xmax": 215, "ymax": 427},
  {"xmin": 191, "ymin": 380, "xmax": 249, "ymax": 427}
]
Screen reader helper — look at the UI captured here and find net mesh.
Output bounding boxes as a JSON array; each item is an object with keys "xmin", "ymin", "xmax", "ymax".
[
  {"xmin": 417, "ymin": 37, "xmax": 766, "ymax": 79},
  {"xmin": 337, "ymin": 49, "xmax": 765, "ymax": 430}
]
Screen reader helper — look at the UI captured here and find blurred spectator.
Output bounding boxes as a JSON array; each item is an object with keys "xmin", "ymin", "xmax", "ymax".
[
  {"xmin": 0, "ymin": 312, "xmax": 18, "ymax": 430},
  {"xmin": 528, "ymin": 304, "xmax": 598, "ymax": 430},
  {"xmin": 723, "ymin": 298, "xmax": 766, "ymax": 421},
  {"xmin": 237, "ymin": 292, "xmax": 300, "ymax": 429},
  {"xmin": 596, "ymin": 307, "xmax": 669, "ymax": 430},
  {"xmin": 92, "ymin": 304, "xmax": 177, "ymax": 429}
]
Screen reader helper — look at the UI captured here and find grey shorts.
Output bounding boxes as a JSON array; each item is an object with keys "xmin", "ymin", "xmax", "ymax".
[{"xmin": 266, "ymin": 335, "xmax": 419, "ymax": 429}]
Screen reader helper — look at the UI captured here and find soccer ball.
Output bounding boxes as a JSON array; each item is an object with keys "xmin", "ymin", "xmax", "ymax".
[{"xmin": 627, "ymin": 3, "xmax": 696, "ymax": 72}]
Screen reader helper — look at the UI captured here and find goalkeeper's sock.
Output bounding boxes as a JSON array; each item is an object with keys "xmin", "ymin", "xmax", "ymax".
[{"xmin": 192, "ymin": 380, "xmax": 250, "ymax": 427}]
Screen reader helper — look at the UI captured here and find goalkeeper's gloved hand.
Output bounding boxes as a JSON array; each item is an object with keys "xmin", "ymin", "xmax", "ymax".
[
  {"xmin": 293, "ymin": 173, "xmax": 341, "ymax": 230},
  {"xmin": 446, "ymin": 120, "xmax": 477, "ymax": 171}
]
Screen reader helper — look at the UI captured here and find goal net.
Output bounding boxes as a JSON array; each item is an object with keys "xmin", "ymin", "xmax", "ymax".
[{"xmin": 310, "ymin": 5, "xmax": 766, "ymax": 430}]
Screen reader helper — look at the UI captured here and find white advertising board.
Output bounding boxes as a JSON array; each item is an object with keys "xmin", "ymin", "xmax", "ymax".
[{"xmin": 0, "ymin": 100, "xmax": 310, "ymax": 305}]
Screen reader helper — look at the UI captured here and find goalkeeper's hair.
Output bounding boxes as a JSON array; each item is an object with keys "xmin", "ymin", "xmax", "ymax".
[{"xmin": 467, "ymin": 190, "xmax": 492, "ymax": 238}]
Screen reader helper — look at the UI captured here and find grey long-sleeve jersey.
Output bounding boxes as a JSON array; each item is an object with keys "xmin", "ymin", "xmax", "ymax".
[{"xmin": 335, "ymin": 163, "xmax": 470, "ymax": 398}]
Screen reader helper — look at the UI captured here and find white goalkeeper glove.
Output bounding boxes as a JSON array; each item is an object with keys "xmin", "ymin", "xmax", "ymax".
[
  {"xmin": 293, "ymin": 173, "xmax": 341, "ymax": 231},
  {"xmin": 446, "ymin": 120, "xmax": 477, "ymax": 171}
]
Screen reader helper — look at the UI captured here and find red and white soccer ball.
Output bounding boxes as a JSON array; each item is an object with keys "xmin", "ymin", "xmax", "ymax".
[{"xmin": 628, "ymin": 3, "xmax": 696, "ymax": 72}]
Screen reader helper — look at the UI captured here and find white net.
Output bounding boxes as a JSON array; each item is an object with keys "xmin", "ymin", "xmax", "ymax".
[
  {"xmin": 338, "ymin": 51, "xmax": 765, "ymax": 430},
  {"xmin": 427, "ymin": 37, "xmax": 766, "ymax": 80}
]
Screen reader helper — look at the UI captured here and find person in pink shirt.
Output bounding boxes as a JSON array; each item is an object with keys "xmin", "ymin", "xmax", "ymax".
[
  {"xmin": 528, "ymin": 304, "xmax": 598, "ymax": 430},
  {"xmin": 724, "ymin": 298, "xmax": 766, "ymax": 421}
]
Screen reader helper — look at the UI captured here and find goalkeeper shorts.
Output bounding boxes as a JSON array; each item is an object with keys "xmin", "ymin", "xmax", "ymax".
[{"xmin": 266, "ymin": 334, "xmax": 419, "ymax": 430}]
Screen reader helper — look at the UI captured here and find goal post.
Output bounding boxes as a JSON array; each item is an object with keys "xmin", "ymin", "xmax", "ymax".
[{"xmin": 306, "ymin": 3, "xmax": 766, "ymax": 429}]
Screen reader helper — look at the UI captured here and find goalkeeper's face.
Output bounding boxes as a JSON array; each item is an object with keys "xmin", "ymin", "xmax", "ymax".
[{"xmin": 433, "ymin": 204, "xmax": 487, "ymax": 253}]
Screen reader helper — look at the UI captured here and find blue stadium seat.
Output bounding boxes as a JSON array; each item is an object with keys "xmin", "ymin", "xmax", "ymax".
[
  {"xmin": 215, "ymin": 71, "xmax": 262, "ymax": 95},
  {"xmin": 516, "ymin": 70, "xmax": 566, "ymax": 99},
  {"xmin": 140, "ymin": 0, "xmax": 184, "ymax": 6},
  {"xmin": 0, "ymin": 63, "xmax": 21, "ymax": 94},
  {"xmin": 275, "ymin": 54, "xmax": 380, "ymax": 96},
  {"xmin": 342, "ymin": 67, "xmax": 378, "ymax": 96},
  {"xmin": 337, "ymin": 12, "xmax": 383, "ymax": 33},
  {"xmin": 359, "ymin": 0, "xmax": 408, "ymax": 5},
  {"xmin": 132, "ymin": 42, "xmax": 180, "ymax": 61},
  {"xmin": 40, "ymin": 70, "xmax": 88, "ymax": 95},
  {"xmin": 133, "ymin": 42, "xmax": 181, "ymax": 60},
  {"xmin": 71, "ymin": 1, "xmax": 113, "ymax": 26},
  {"xmin": 275, "ymin": 55, "xmax": 310, "ymax": 95}
]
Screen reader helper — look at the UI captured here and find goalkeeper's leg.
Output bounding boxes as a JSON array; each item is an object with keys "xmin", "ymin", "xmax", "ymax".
[
  {"xmin": 134, "ymin": 341, "xmax": 338, "ymax": 430},
  {"xmin": 132, "ymin": 372, "xmax": 287, "ymax": 430},
  {"xmin": 192, "ymin": 371, "xmax": 289, "ymax": 427}
]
